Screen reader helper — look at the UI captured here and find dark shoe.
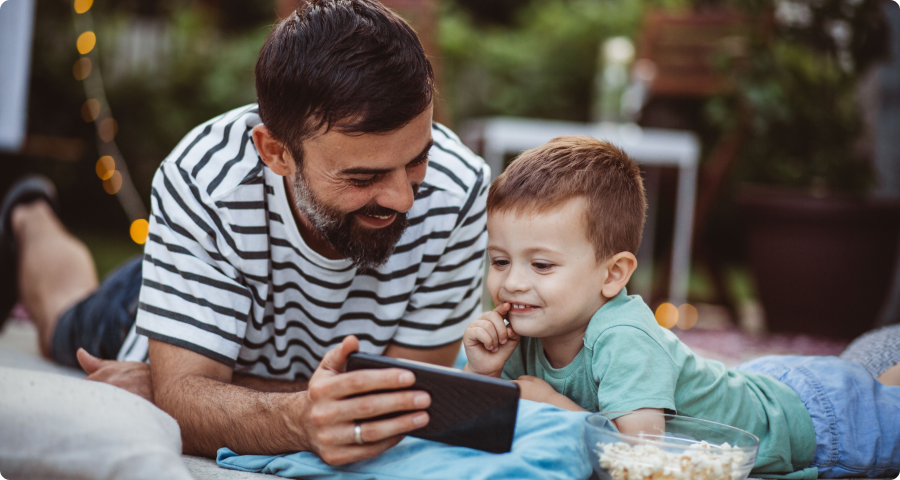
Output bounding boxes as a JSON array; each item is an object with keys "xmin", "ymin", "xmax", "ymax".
[{"xmin": 0, "ymin": 175, "xmax": 60, "ymax": 327}]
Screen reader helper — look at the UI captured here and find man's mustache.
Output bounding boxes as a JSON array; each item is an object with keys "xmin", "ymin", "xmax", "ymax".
[{"xmin": 353, "ymin": 204, "xmax": 400, "ymax": 218}]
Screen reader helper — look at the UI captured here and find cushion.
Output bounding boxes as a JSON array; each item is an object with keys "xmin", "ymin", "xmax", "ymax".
[
  {"xmin": 217, "ymin": 399, "xmax": 593, "ymax": 480},
  {"xmin": 0, "ymin": 366, "xmax": 193, "ymax": 480}
]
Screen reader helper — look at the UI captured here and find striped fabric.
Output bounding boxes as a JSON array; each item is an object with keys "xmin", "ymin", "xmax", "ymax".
[{"xmin": 117, "ymin": 105, "xmax": 489, "ymax": 380}]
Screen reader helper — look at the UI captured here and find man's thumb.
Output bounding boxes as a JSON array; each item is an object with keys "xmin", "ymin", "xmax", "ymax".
[{"xmin": 76, "ymin": 348, "xmax": 104, "ymax": 374}]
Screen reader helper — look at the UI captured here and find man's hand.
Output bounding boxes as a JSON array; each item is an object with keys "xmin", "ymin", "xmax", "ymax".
[
  {"xmin": 513, "ymin": 375, "xmax": 585, "ymax": 412},
  {"xmin": 76, "ymin": 348, "xmax": 153, "ymax": 402},
  {"xmin": 302, "ymin": 335, "xmax": 431, "ymax": 465},
  {"xmin": 463, "ymin": 302, "xmax": 519, "ymax": 377}
]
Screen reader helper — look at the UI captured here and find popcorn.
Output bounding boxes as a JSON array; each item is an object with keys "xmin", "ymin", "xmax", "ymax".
[{"xmin": 596, "ymin": 440, "xmax": 748, "ymax": 480}]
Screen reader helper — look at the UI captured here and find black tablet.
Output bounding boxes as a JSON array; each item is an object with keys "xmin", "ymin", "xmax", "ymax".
[{"xmin": 345, "ymin": 352, "xmax": 520, "ymax": 453}]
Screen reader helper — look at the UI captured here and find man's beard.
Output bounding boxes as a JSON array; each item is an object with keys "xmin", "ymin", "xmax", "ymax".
[{"xmin": 291, "ymin": 171, "xmax": 410, "ymax": 270}]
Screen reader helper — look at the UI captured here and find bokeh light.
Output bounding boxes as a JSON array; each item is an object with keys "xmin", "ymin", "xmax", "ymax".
[
  {"xmin": 76, "ymin": 32, "xmax": 96, "ymax": 55},
  {"xmin": 130, "ymin": 219, "xmax": 150, "ymax": 245},
  {"xmin": 72, "ymin": 58, "xmax": 91, "ymax": 80},
  {"xmin": 676, "ymin": 303, "xmax": 699, "ymax": 330},
  {"xmin": 655, "ymin": 302, "xmax": 678, "ymax": 329},
  {"xmin": 103, "ymin": 171, "xmax": 123, "ymax": 194},
  {"xmin": 98, "ymin": 118, "xmax": 118, "ymax": 142},
  {"xmin": 81, "ymin": 99, "xmax": 100, "ymax": 122},
  {"xmin": 95, "ymin": 156, "xmax": 115, "ymax": 180},
  {"xmin": 74, "ymin": 0, "xmax": 93, "ymax": 14}
]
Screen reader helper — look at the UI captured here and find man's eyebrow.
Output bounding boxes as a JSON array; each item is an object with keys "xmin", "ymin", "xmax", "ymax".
[{"xmin": 340, "ymin": 138, "xmax": 433, "ymax": 176}]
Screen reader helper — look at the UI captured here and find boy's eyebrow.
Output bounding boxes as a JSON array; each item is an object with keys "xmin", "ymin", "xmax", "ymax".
[
  {"xmin": 487, "ymin": 245, "xmax": 563, "ymax": 256},
  {"xmin": 339, "ymin": 138, "xmax": 433, "ymax": 176}
]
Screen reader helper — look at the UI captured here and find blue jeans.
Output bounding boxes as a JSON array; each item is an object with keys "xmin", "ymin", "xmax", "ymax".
[
  {"xmin": 738, "ymin": 355, "xmax": 900, "ymax": 478},
  {"xmin": 50, "ymin": 257, "xmax": 142, "ymax": 367}
]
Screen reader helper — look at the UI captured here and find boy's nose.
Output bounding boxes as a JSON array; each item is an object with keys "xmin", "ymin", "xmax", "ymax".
[{"xmin": 502, "ymin": 265, "xmax": 530, "ymax": 293}]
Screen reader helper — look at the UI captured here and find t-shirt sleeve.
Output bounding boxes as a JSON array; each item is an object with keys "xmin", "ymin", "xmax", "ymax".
[
  {"xmin": 592, "ymin": 326, "xmax": 678, "ymax": 414},
  {"xmin": 390, "ymin": 161, "xmax": 489, "ymax": 348},
  {"xmin": 135, "ymin": 161, "xmax": 255, "ymax": 367}
]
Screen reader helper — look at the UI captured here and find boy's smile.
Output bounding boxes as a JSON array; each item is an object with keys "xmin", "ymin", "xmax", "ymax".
[{"xmin": 486, "ymin": 198, "xmax": 611, "ymax": 344}]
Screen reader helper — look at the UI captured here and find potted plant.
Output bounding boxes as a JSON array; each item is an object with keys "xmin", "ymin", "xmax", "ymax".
[{"xmin": 710, "ymin": 0, "xmax": 898, "ymax": 338}]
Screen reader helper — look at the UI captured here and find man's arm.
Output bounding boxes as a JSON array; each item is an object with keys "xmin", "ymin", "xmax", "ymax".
[
  {"xmin": 149, "ymin": 336, "xmax": 432, "ymax": 463},
  {"xmin": 383, "ymin": 339, "xmax": 461, "ymax": 367}
]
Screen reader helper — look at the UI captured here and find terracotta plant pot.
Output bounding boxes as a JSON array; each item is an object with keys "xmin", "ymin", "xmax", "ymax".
[{"xmin": 737, "ymin": 187, "xmax": 900, "ymax": 339}]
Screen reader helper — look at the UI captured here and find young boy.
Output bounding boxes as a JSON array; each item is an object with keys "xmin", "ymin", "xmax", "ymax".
[{"xmin": 463, "ymin": 136, "xmax": 900, "ymax": 479}]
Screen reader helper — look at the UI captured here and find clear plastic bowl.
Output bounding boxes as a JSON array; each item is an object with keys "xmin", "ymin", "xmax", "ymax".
[{"xmin": 585, "ymin": 411, "xmax": 760, "ymax": 480}]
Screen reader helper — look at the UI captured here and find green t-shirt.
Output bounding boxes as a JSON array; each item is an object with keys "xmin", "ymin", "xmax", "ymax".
[{"xmin": 501, "ymin": 289, "xmax": 817, "ymax": 478}]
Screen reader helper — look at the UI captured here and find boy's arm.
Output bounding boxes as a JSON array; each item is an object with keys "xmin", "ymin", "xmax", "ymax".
[
  {"xmin": 514, "ymin": 375, "xmax": 586, "ymax": 412},
  {"xmin": 612, "ymin": 408, "xmax": 665, "ymax": 435}
]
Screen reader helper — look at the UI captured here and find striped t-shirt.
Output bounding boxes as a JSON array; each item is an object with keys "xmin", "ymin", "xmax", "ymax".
[{"xmin": 117, "ymin": 104, "xmax": 489, "ymax": 380}]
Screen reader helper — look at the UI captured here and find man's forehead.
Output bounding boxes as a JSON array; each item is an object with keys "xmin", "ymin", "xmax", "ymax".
[{"xmin": 305, "ymin": 116, "xmax": 433, "ymax": 170}]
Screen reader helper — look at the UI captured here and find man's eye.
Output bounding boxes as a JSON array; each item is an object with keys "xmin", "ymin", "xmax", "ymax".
[
  {"xmin": 349, "ymin": 177, "xmax": 376, "ymax": 187},
  {"xmin": 532, "ymin": 262, "xmax": 553, "ymax": 271},
  {"xmin": 408, "ymin": 155, "xmax": 429, "ymax": 167}
]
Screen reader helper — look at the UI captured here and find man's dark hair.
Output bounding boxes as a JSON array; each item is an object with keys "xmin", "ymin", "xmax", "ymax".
[{"xmin": 255, "ymin": 0, "xmax": 435, "ymax": 161}]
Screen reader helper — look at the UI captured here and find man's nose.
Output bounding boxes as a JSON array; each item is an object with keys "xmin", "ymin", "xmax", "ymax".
[{"xmin": 376, "ymin": 169, "xmax": 416, "ymax": 214}]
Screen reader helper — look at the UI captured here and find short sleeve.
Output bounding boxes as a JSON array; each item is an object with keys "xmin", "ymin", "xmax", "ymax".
[
  {"xmin": 135, "ymin": 161, "xmax": 255, "ymax": 367},
  {"xmin": 591, "ymin": 326, "xmax": 678, "ymax": 414},
  {"xmin": 391, "ymin": 164, "xmax": 489, "ymax": 348}
]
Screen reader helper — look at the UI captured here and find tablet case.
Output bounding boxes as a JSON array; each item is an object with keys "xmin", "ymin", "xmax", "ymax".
[{"xmin": 346, "ymin": 352, "xmax": 520, "ymax": 453}]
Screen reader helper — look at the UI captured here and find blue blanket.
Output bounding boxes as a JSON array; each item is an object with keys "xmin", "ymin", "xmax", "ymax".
[{"xmin": 217, "ymin": 400, "xmax": 593, "ymax": 479}]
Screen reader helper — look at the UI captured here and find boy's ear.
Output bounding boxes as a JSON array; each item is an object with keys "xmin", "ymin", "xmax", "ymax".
[
  {"xmin": 252, "ymin": 125, "xmax": 296, "ymax": 177},
  {"xmin": 601, "ymin": 252, "xmax": 638, "ymax": 299}
]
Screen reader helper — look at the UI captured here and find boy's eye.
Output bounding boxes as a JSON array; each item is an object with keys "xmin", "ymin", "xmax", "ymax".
[
  {"xmin": 532, "ymin": 262, "xmax": 554, "ymax": 271},
  {"xmin": 491, "ymin": 258, "xmax": 510, "ymax": 268}
]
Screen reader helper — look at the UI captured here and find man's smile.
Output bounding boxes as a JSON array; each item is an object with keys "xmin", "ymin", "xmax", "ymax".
[{"xmin": 355, "ymin": 212, "xmax": 397, "ymax": 228}]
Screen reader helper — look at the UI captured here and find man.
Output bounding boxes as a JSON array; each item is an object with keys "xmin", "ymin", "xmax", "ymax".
[{"xmin": 0, "ymin": 0, "xmax": 487, "ymax": 465}]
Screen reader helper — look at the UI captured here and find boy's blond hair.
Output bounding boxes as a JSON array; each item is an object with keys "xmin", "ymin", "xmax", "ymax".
[{"xmin": 487, "ymin": 136, "xmax": 647, "ymax": 261}]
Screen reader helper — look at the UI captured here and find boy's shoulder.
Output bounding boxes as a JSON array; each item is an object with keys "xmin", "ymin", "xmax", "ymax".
[{"xmin": 583, "ymin": 289, "xmax": 665, "ymax": 349}]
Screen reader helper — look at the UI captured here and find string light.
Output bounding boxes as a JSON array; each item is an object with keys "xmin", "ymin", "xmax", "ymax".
[
  {"xmin": 73, "ymin": 0, "xmax": 93, "ymax": 14},
  {"xmin": 81, "ymin": 98, "xmax": 100, "ymax": 122},
  {"xmin": 676, "ymin": 304, "xmax": 699, "ymax": 330},
  {"xmin": 95, "ymin": 155, "xmax": 115, "ymax": 180},
  {"xmin": 72, "ymin": 57, "xmax": 91, "ymax": 80},
  {"xmin": 98, "ymin": 118, "xmax": 118, "ymax": 142},
  {"xmin": 103, "ymin": 170, "xmax": 123, "ymax": 194},
  {"xmin": 76, "ymin": 31, "xmax": 96, "ymax": 55},
  {"xmin": 130, "ymin": 219, "xmax": 149, "ymax": 244},
  {"xmin": 72, "ymin": 0, "xmax": 148, "ymax": 242},
  {"xmin": 655, "ymin": 302, "xmax": 678, "ymax": 329}
]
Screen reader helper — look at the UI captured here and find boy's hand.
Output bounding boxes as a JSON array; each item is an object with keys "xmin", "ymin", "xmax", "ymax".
[
  {"xmin": 463, "ymin": 302, "xmax": 520, "ymax": 377},
  {"xmin": 514, "ymin": 375, "xmax": 586, "ymax": 412}
]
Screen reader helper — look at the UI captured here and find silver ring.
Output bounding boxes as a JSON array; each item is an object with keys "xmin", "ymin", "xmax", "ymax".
[{"xmin": 353, "ymin": 423, "xmax": 364, "ymax": 445}]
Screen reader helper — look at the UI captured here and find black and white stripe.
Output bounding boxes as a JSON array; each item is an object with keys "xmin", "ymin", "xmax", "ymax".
[{"xmin": 118, "ymin": 104, "xmax": 489, "ymax": 380}]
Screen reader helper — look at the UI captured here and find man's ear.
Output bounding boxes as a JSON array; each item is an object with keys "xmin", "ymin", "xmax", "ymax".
[
  {"xmin": 252, "ymin": 125, "xmax": 296, "ymax": 177},
  {"xmin": 600, "ymin": 252, "xmax": 638, "ymax": 299}
]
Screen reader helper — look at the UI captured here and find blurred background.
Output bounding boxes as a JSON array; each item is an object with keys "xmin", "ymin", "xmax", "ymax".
[{"xmin": 1, "ymin": 0, "xmax": 899, "ymax": 359}]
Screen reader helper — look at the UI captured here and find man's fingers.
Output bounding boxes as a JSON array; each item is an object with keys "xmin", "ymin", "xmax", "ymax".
[
  {"xmin": 351, "ymin": 411, "xmax": 429, "ymax": 444},
  {"xmin": 76, "ymin": 348, "xmax": 105, "ymax": 375},
  {"xmin": 317, "ymin": 336, "xmax": 360, "ymax": 377},
  {"xmin": 320, "ymin": 435, "xmax": 406, "ymax": 466},
  {"xmin": 326, "ymin": 389, "xmax": 430, "ymax": 424},
  {"xmin": 309, "ymin": 367, "xmax": 416, "ymax": 401}
]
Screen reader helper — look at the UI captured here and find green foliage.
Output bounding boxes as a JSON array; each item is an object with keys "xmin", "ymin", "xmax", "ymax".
[
  {"xmin": 709, "ymin": 41, "xmax": 872, "ymax": 193},
  {"xmin": 708, "ymin": 0, "xmax": 888, "ymax": 195},
  {"xmin": 439, "ymin": 0, "xmax": 682, "ymax": 123},
  {"xmin": 99, "ymin": 9, "xmax": 268, "ymax": 194}
]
